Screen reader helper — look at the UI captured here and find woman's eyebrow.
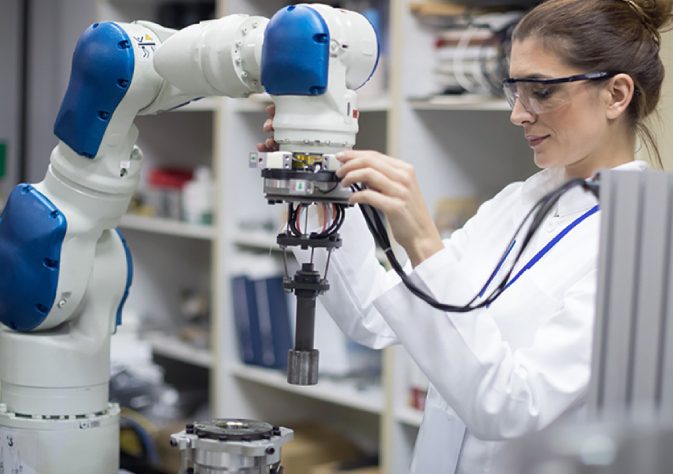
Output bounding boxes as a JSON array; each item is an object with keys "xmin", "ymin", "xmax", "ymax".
[{"xmin": 508, "ymin": 73, "xmax": 554, "ymax": 80}]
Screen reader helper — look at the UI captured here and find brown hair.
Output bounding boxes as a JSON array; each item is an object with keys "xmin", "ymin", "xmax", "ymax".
[{"xmin": 512, "ymin": 0, "xmax": 673, "ymax": 167}]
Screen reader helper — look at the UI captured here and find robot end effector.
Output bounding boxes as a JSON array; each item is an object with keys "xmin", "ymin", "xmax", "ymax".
[
  {"xmin": 160, "ymin": 4, "xmax": 380, "ymax": 386},
  {"xmin": 248, "ymin": 4, "xmax": 379, "ymax": 385}
]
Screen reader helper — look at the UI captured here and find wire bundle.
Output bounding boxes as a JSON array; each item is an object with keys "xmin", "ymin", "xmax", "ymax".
[
  {"xmin": 287, "ymin": 202, "xmax": 347, "ymax": 239},
  {"xmin": 353, "ymin": 178, "xmax": 599, "ymax": 313}
]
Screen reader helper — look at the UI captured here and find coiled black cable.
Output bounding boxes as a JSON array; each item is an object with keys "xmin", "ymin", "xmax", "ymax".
[
  {"xmin": 287, "ymin": 202, "xmax": 347, "ymax": 239},
  {"xmin": 353, "ymin": 178, "xmax": 600, "ymax": 313}
]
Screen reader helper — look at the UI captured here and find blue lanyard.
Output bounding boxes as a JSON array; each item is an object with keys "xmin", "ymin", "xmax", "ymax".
[{"xmin": 478, "ymin": 204, "xmax": 599, "ymax": 298}]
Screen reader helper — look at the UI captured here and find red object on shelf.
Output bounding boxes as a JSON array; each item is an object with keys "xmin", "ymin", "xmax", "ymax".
[
  {"xmin": 148, "ymin": 168, "xmax": 193, "ymax": 189},
  {"xmin": 410, "ymin": 387, "xmax": 427, "ymax": 411}
]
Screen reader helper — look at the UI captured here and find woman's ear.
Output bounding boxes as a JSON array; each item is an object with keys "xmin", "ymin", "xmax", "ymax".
[{"xmin": 605, "ymin": 73, "xmax": 635, "ymax": 120}]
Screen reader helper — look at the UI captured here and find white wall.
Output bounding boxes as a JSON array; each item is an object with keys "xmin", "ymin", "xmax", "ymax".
[
  {"xmin": 659, "ymin": 30, "xmax": 672, "ymax": 170},
  {"xmin": 0, "ymin": 0, "xmax": 21, "ymax": 195},
  {"xmin": 24, "ymin": 0, "xmax": 97, "ymax": 182}
]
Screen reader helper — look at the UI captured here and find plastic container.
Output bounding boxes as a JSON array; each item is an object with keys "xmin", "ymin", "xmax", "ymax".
[
  {"xmin": 182, "ymin": 166, "xmax": 214, "ymax": 225},
  {"xmin": 145, "ymin": 168, "xmax": 193, "ymax": 220}
]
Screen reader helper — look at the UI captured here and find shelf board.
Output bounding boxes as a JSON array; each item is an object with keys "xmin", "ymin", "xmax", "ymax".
[
  {"xmin": 119, "ymin": 214, "xmax": 215, "ymax": 240},
  {"xmin": 231, "ymin": 231, "xmax": 283, "ymax": 252},
  {"xmin": 145, "ymin": 332, "xmax": 213, "ymax": 368},
  {"xmin": 232, "ymin": 93, "xmax": 391, "ymax": 113},
  {"xmin": 172, "ymin": 97, "xmax": 221, "ymax": 112},
  {"xmin": 230, "ymin": 363, "xmax": 384, "ymax": 415},
  {"xmin": 409, "ymin": 95, "xmax": 510, "ymax": 111},
  {"xmin": 396, "ymin": 405, "xmax": 424, "ymax": 427}
]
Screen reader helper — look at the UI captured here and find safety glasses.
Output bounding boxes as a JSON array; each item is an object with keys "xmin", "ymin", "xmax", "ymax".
[{"xmin": 502, "ymin": 72, "xmax": 618, "ymax": 114}]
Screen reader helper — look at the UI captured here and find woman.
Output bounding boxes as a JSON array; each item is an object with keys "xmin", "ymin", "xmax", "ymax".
[{"xmin": 259, "ymin": 0, "xmax": 671, "ymax": 472}]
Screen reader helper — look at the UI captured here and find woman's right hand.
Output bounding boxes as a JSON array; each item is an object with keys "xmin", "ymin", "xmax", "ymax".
[{"xmin": 256, "ymin": 103, "xmax": 279, "ymax": 152}]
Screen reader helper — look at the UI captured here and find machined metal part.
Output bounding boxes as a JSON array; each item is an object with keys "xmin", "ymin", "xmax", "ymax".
[
  {"xmin": 250, "ymin": 151, "xmax": 351, "ymax": 203},
  {"xmin": 277, "ymin": 233, "xmax": 343, "ymax": 251},
  {"xmin": 262, "ymin": 170, "xmax": 351, "ymax": 204},
  {"xmin": 283, "ymin": 262, "xmax": 328, "ymax": 386},
  {"xmin": 251, "ymin": 146, "xmax": 352, "ymax": 385},
  {"xmin": 276, "ymin": 232, "xmax": 343, "ymax": 385},
  {"xmin": 287, "ymin": 349, "xmax": 320, "ymax": 385},
  {"xmin": 170, "ymin": 419, "xmax": 293, "ymax": 474}
]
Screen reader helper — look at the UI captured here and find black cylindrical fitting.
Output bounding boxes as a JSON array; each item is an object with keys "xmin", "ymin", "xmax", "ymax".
[{"xmin": 294, "ymin": 294, "xmax": 316, "ymax": 350}]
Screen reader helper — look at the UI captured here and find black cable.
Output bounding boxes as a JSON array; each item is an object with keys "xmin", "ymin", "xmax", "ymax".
[
  {"xmin": 354, "ymin": 178, "xmax": 599, "ymax": 313},
  {"xmin": 286, "ymin": 202, "xmax": 348, "ymax": 239}
]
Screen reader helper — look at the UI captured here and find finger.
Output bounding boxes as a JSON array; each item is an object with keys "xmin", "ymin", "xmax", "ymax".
[
  {"xmin": 263, "ymin": 118, "xmax": 274, "ymax": 133},
  {"xmin": 340, "ymin": 168, "xmax": 407, "ymax": 198},
  {"xmin": 349, "ymin": 189, "xmax": 401, "ymax": 215},
  {"xmin": 256, "ymin": 143, "xmax": 267, "ymax": 152},
  {"xmin": 265, "ymin": 138, "xmax": 279, "ymax": 151},
  {"xmin": 265, "ymin": 103, "xmax": 276, "ymax": 118},
  {"xmin": 337, "ymin": 154, "xmax": 409, "ymax": 184},
  {"xmin": 337, "ymin": 150, "xmax": 407, "ymax": 170}
]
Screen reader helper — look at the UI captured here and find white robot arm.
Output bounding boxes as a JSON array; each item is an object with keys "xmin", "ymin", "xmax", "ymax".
[{"xmin": 0, "ymin": 5, "xmax": 378, "ymax": 473}]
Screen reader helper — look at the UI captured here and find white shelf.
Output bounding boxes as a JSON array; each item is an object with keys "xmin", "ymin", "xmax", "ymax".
[
  {"xmin": 396, "ymin": 405, "xmax": 424, "ymax": 427},
  {"xmin": 358, "ymin": 96, "xmax": 392, "ymax": 112},
  {"xmin": 408, "ymin": 95, "xmax": 510, "ymax": 111},
  {"xmin": 173, "ymin": 97, "xmax": 222, "ymax": 112},
  {"xmin": 145, "ymin": 332, "xmax": 213, "ymax": 368},
  {"xmin": 231, "ymin": 231, "xmax": 283, "ymax": 252},
  {"xmin": 230, "ymin": 362, "xmax": 384, "ymax": 415},
  {"xmin": 232, "ymin": 93, "xmax": 391, "ymax": 113},
  {"xmin": 119, "ymin": 214, "xmax": 215, "ymax": 240}
]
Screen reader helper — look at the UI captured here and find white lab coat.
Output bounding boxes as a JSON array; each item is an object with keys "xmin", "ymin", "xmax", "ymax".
[{"xmin": 296, "ymin": 160, "xmax": 648, "ymax": 473}]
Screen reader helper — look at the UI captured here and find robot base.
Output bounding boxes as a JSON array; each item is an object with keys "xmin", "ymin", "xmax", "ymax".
[{"xmin": 0, "ymin": 403, "xmax": 120, "ymax": 474}]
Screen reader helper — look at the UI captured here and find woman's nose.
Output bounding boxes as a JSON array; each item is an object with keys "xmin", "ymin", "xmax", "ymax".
[{"xmin": 509, "ymin": 97, "xmax": 536, "ymax": 126}]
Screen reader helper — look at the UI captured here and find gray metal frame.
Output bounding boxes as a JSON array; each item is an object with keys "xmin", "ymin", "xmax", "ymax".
[{"xmin": 590, "ymin": 169, "xmax": 673, "ymax": 418}]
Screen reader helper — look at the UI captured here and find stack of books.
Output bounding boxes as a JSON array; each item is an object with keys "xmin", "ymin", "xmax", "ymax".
[{"xmin": 231, "ymin": 272, "xmax": 293, "ymax": 370}]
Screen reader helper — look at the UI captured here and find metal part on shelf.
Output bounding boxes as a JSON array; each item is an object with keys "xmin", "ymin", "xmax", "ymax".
[{"xmin": 170, "ymin": 419, "xmax": 293, "ymax": 474}]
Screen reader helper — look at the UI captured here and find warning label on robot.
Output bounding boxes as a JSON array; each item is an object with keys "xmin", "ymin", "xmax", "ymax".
[
  {"xmin": 0, "ymin": 429, "xmax": 37, "ymax": 474},
  {"xmin": 133, "ymin": 33, "xmax": 156, "ymax": 61}
]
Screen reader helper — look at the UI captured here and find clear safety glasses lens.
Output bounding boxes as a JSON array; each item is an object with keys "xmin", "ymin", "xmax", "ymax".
[{"xmin": 502, "ymin": 81, "xmax": 573, "ymax": 115}]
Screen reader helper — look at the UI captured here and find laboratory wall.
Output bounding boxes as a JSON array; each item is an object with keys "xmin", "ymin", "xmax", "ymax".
[
  {"xmin": 0, "ymin": 0, "xmax": 21, "ymax": 198},
  {"xmin": 660, "ymin": 30, "xmax": 673, "ymax": 170},
  {"xmin": 20, "ymin": 0, "xmax": 98, "ymax": 183}
]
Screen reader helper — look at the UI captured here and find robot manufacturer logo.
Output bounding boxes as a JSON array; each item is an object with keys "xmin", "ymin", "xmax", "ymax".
[{"xmin": 132, "ymin": 34, "xmax": 156, "ymax": 59}]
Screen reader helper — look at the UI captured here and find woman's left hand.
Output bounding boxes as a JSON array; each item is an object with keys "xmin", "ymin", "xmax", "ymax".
[{"xmin": 336, "ymin": 150, "xmax": 444, "ymax": 267}]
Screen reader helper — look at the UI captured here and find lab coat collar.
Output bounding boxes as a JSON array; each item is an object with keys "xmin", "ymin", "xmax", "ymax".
[{"xmin": 521, "ymin": 160, "xmax": 649, "ymax": 217}]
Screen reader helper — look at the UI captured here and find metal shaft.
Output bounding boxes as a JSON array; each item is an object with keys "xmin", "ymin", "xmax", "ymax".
[
  {"xmin": 294, "ymin": 293, "xmax": 316, "ymax": 350},
  {"xmin": 286, "ymin": 263, "xmax": 321, "ymax": 385}
]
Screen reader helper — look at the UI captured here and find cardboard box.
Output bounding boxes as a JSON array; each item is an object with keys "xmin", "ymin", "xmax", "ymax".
[
  {"xmin": 310, "ymin": 461, "xmax": 380, "ymax": 474},
  {"xmin": 281, "ymin": 423, "xmax": 364, "ymax": 474}
]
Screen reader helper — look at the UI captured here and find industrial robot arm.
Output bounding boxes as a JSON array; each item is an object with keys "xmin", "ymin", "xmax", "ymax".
[{"xmin": 0, "ymin": 5, "xmax": 378, "ymax": 473}]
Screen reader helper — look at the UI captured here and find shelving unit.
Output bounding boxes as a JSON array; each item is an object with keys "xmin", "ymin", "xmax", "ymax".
[
  {"xmin": 408, "ymin": 96, "xmax": 510, "ymax": 111},
  {"xmin": 145, "ymin": 332, "xmax": 213, "ymax": 368},
  {"xmin": 395, "ymin": 405, "xmax": 424, "ymax": 428},
  {"xmin": 120, "ymin": 214, "xmax": 215, "ymax": 240},
  {"xmin": 92, "ymin": 1, "xmax": 673, "ymax": 473},
  {"xmin": 98, "ymin": 0, "xmax": 221, "ymax": 429},
  {"xmin": 230, "ymin": 363, "xmax": 384, "ymax": 415}
]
